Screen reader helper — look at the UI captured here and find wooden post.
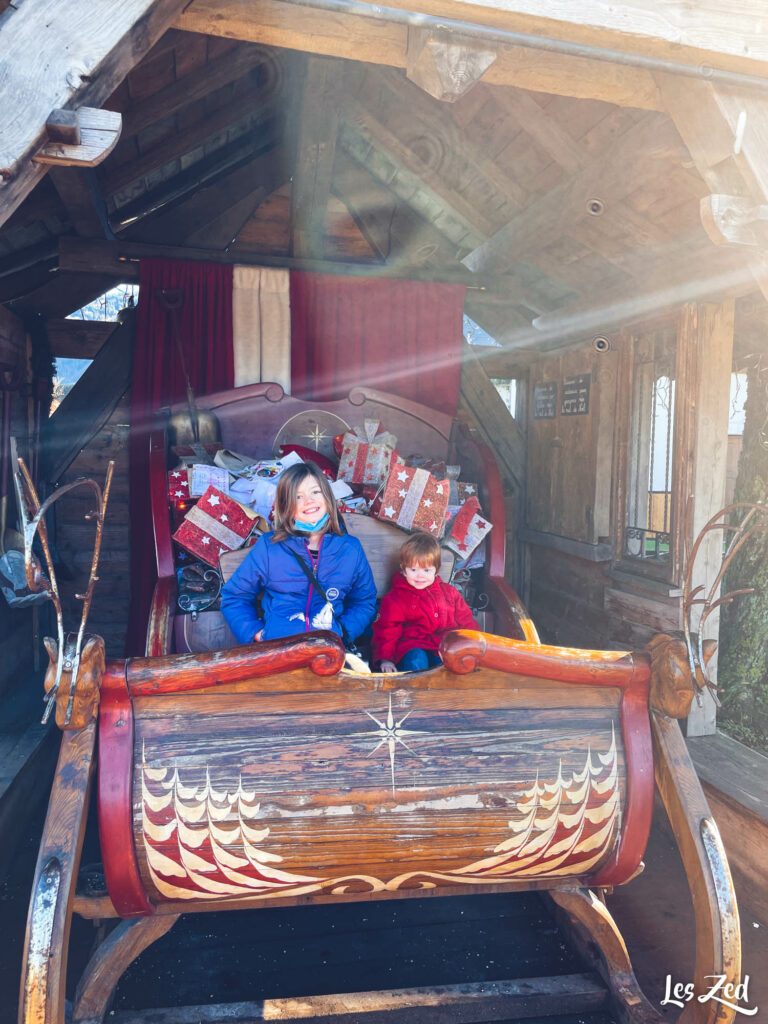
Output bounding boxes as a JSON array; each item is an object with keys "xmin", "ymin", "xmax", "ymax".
[{"xmin": 687, "ymin": 300, "xmax": 736, "ymax": 736}]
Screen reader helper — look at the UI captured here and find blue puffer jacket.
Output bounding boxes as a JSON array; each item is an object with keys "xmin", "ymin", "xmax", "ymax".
[{"xmin": 221, "ymin": 531, "xmax": 377, "ymax": 645}]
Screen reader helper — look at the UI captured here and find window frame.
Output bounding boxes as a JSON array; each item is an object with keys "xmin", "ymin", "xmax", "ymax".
[{"xmin": 611, "ymin": 305, "xmax": 698, "ymax": 588}]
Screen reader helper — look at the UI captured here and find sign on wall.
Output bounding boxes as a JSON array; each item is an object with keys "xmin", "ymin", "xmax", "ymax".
[
  {"xmin": 533, "ymin": 381, "xmax": 558, "ymax": 419},
  {"xmin": 561, "ymin": 374, "xmax": 591, "ymax": 416}
]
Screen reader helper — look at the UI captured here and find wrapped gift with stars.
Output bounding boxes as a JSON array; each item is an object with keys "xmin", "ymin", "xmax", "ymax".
[
  {"xmin": 444, "ymin": 496, "xmax": 492, "ymax": 560},
  {"xmin": 456, "ymin": 481, "xmax": 480, "ymax": 505},
  {"xmin": 168, "ymin": 469, "xmax": 191, "ymax": 505},
  {"xmin": 337, "ymin": 419, "xmax": 397, "ymax": 486},
  {"xmin": 172, "ymin": 486, "xmax": 262, "ymax": 567},
  {"xmin": 373, "ymin": 464, "xmax": 450, "ymax": 535}
]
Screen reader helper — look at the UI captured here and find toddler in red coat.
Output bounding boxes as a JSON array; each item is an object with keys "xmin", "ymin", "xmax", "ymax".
[{"xmin": 372, "ymin": 533, "xmax": 477, "ymax": 673}]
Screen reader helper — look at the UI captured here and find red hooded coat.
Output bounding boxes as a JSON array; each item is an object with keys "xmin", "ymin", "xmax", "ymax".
[{"xmin": 371, "ymin": 573, "xmax": 477, "ymax": 664}]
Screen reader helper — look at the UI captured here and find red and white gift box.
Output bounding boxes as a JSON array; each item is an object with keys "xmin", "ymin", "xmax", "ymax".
[
  {"xmin": 456, "ymin": 481, "xmax": 480, "ymax": 505},
  {"xmin": 373, "ymin": 465, "xmax": 450, "ymax": 535},
  {"xmin": 172, "ymin": 486, "xmax": 260, "ymax": 567},
  {"xmin": 168, "ymin": 469, "xmax": 191, "ymax": 504},
  {"xmin": 337, "ymin": 420, "xmax": 397, "ymax": 486},
  {"xmin": 444, "ymin": 496, "xmax": 492, "ymax": 559}
]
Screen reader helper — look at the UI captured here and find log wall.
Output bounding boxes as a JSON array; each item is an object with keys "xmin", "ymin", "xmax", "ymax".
[
  {"xmin": 0, "ymin": 304, "xmax": 34, "ymax": 698},
  {"xmin": 55, "ymin": 395, "xmax": 131, "ymax": 657}
]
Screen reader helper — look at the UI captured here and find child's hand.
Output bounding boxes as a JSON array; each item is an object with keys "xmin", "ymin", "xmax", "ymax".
[
  {"xmin": 379, "ymin": 660, "xmax": 398, "ymax": 673},
  {"xmin": 254, "ymin": 629, "xmax": 264, "ymax": 642}
]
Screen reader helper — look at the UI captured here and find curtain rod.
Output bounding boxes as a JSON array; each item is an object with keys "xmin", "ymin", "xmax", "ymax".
[
  {"xmin": 276, "ymin": 0, "xmax": 768, "ymax": 92},
  {"xmin": 113, "ymin": 252, "xmax": 486, "ymax": 289}
]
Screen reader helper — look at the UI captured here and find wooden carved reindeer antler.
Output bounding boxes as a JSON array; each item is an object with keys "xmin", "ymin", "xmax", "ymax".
[
  {"xmin": 15, "ymin": 457, "xmax": 114, "ymax": 727},
  {"xmin": 682, "ymin": 497, "xmax": 768, "ymax": 707}
]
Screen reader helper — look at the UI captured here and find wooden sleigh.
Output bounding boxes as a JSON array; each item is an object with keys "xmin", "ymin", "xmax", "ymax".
[{"xmin": 18, "ymin": 387, "xmax": 742, "ymax": 1024}]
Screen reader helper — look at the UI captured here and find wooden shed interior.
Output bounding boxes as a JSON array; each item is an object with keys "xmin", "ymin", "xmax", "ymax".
[{"xmin": 3, "ymin": 3, "xmax": 768, "ymax": 1022}]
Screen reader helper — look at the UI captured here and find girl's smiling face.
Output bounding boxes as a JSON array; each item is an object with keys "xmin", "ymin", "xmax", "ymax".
[
  {"xmin": 294, "ymin": 477, "xmax": 329, "ymax": 525},
  {"xmin": 403, "ymin": 562, "xmax": 437, "ymax": 590}
]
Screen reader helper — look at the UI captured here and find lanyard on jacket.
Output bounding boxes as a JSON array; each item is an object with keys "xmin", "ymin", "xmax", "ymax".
[{"xmin": 285, "ymin": 546, "xmax": 358, "ymax": 650}]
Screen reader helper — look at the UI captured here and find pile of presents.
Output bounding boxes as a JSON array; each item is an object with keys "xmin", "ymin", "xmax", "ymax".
[{"xmin": 168, "ymin": 419, "xmax": 492, "ymax": 577}]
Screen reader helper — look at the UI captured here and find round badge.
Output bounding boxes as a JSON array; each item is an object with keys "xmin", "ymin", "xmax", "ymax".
[{"xmin": 326, "ymin": 587, "xmax": 340, "ymax": 601}]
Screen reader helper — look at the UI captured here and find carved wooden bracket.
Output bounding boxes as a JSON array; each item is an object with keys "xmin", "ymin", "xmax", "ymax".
[
  {"xmin": 406, "ymin": 28, "xmax": 496, "ymax": 102},
  {"xmin": 33, "ymin": 107, "xmax": 122, "ymax": 168},
  {"xmin": 700, "ymin": 193, "xmax": 768, "ymax": 247}
]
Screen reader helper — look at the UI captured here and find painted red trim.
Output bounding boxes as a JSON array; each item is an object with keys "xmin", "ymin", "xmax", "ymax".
[
  {"xmin": 486, "ymin": 577, "xmax": 539, "ymax": 643},
  {"xmin": 98, "ymin": 660, "xmax": 155, "ymax": 918},
  {"xmin": 440, "ymin": 630, "xmax": 637, "ymax": 688},
  {"xmin": 590, "ymin": 653, "xmax": 654, "ymax": 887},
  {"xmin": 145, "ymin": 575, "xmax": 177, "ymax": 657},
  {"xmin": 149, "ymin": 427, "xmax": 174, "ymax": 579},
  {"xmin": 469, "ymin": 435, "xmax": 506, "ymax": 578},
  {"xmin": 127, "ymin": 632, "xmax": 347, "ymax": 696}
]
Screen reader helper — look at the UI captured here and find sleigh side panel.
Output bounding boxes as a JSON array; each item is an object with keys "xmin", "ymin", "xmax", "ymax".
[{"xmin": 98, "ymin": 635, "xmax": 652, "ymax": 917}]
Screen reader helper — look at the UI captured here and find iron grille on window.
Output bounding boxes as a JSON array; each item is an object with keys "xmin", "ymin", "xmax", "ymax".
[{"xmin": 625, "ymin": 327, "xmax": 676, "ymax": 562}]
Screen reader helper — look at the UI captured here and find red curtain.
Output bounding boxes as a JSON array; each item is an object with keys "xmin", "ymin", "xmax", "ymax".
[
  {"xmin": 126, "ymin": 258, "xmax": 234, "ymax": 656},
  {"xmin": 290, "ymin": 273, "xmax": 466, "ymax": 416}
]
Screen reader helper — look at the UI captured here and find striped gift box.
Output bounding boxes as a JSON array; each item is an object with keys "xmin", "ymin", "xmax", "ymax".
[
  {"xmin": 372, "ymin": 464, "xmax": 450, "ymax": 536},
  {"xmin": 172, "ymin": 486, "xmax": 260, "ymax": 567},
  {"xmin": 337, "ymin": 420, "xmax": 397, "ymax": 486}
]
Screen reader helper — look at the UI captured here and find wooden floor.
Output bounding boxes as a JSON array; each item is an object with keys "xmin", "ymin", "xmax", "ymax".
[{"xmin": 3, "ymin": 788, "xmax": 767, "ymax": 1024}]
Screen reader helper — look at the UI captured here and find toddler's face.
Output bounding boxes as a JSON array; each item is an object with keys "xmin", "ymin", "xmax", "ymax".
[{"xmin": 403, "ymin": 562, "xmax": 437, "ymax": 590}]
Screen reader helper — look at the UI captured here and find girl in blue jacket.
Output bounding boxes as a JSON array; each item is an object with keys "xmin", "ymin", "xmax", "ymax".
[{"xmin": 221, "ymin": 462, "xmax": 376, "ymax": 645}]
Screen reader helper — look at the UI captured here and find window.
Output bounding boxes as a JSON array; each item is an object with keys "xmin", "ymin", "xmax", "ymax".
[
  {"xmin": 624, "ymin": 326, "xmax": 676, "ymax": 563},
  {"xmin": 51, "ymin": 284, "xmax": 139, "ymax": 415},
  {"xmin": 463, "ymin": 314, "xmax": 498, "ymax": 347},
  {"xmin": 490, "ymin": 377, "xmax": 517, "ymax": 416}
]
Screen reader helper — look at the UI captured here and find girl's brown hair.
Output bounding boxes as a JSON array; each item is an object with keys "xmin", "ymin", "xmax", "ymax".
[
  {"xmin": 271, "ymin": 462, "xmax": 343, "ymax": 542},
  {"xmin": 399, "ymin": 532, "xmax": 442, "ymax": 571}
]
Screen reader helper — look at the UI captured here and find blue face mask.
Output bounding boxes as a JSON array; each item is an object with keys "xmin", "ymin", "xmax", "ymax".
[{"xmin": 293, "ymin": 511, "xmax": 330, "ymax": 533}]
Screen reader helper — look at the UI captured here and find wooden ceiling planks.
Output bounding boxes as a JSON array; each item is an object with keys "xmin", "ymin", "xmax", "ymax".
[{"xmin": 1, "ymin": 14, "xmax": 765, "ymax": 341}]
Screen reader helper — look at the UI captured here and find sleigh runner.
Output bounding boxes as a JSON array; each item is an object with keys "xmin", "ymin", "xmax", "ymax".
[{"xmin": 19, "ymin": 386, "xmax": 745, "ymax": 1024}]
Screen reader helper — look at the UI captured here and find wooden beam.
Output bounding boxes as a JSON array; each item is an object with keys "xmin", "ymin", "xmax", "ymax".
[
  {"xmin": 368, "ymin": 68, "xmax": 526, "ymax": 211},
  {"xmin": 459, "ymin": 342, "xmax": 526, "ymax": 490},
  {"xmin": 112, "ymin": 119, "xmax": 282, "ymax": 233},
  {"xmin": 687, "ymin": 299, "xmax": 735, "ymax": 736},
  {"xmin": 90, "ymin": 975, "xmax": 607, "ymax": 1024},
  {"xmin": 506, "ymin": 247, "xmax": 752, "ymax": 351},
  {"xmin": 33, "ymin": 108, "xmax": 121, "ymax": 169},
  {"xmin": 49, "ymin": 167, "xmax": 111, "ymax": 239},
  {"xmin": 276, "ymin": 0, "xmax": 768, "ymax": 78},
  {"xmin": 102, "ymin": 90, "xmax": 258, "ymax": 196},
  {"xmin": 330, "ymin": 155, "xmax": 394, "ymax": 263},
  {"xmin": 45, "ymin": 318, "xmax": 117, "ymax": 359},
  {"xmin": 40, "ymin": 308, "xmax": 135, "ymax": 485},
  {"xmin": 8, "ymin": 272, "xmax": 121, "ymax": 320},
  {"xmin": 343, "ymin": 99, "xmax": 495, "ymax": 241},
  {"xmin": 57, "ymin": 236, "xmax": 487, "ymax": 286},
  {"xmin": 127, "ymin": 142, "xmax": 288, "ymax": 246},
  {"xmin": 331, "ymin": 148, "xmax": 479, "ymax": 273},
  {"xmin": 0, "ymin": 0, "xmax": 187, "ymax": 230},
  {"xmin": 176, "ymin": 0, "xmax": 665, "ymax": 110},
  {"xmin": 657, "ymin": 73, "xmax": 768, "ymax": 303},
  {"xmin": 291, "ymin": 57, "xmax": 345, "ymax": 259}
]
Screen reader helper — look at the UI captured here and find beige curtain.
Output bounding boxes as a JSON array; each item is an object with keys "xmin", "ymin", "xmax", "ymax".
[{"xmin": 232, "ymin": 266, "xmax": 291, "ymax": 392}]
